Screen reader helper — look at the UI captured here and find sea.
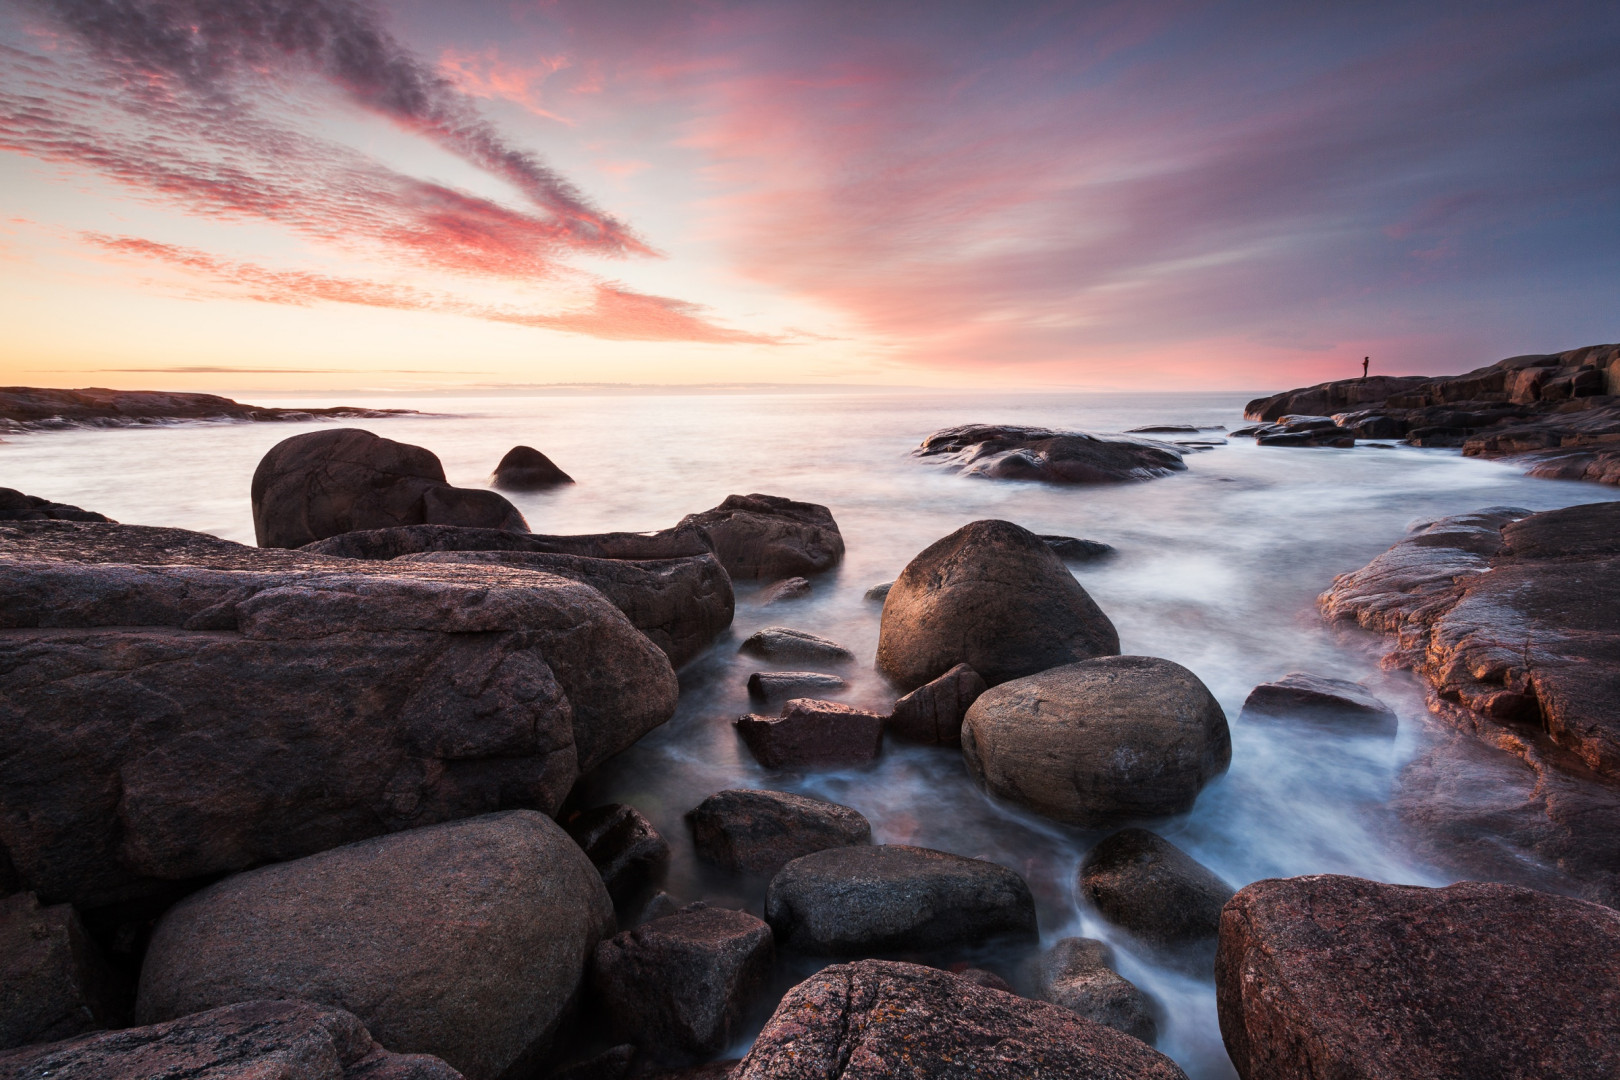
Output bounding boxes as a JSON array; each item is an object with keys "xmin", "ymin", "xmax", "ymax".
[{"xmin": 6, "ymin": 389, "xmax": 1618, "ymax": 1078}]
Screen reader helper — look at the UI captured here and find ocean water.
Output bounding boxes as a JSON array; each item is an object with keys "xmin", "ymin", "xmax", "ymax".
[{"xmin": 5, "ymin": 389, "xmax": 1618, "ymax": 1077}]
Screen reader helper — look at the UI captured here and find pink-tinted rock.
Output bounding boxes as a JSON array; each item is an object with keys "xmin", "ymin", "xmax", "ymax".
[
  {"xmin": 735, "ymin": 699, "xmax": 883, "ymax": 768},
  {"xmin": 686, "ymin": 789, "xmax": 871, "ymax": 876},
  {"xmin": 677, "ymin": 494, "xmax": 844, "ymax": 580}
]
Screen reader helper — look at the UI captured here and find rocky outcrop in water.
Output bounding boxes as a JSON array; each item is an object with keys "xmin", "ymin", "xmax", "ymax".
[
  {"xmin": 1216, "ymin": 875, "xmax": 1620, "ymax": 1080},
  {"xmin": 1239, "ymin": 672, "xmax": 1397, "ymax": 730},
  {"xmin": 1080, "ymin": 829, "xmax": 1234, "ymax": 950},
  {"xmin": 0, "ymin": 520, "xmax": 677, "ymax": 910},
  {"xmin": 737, "ymin": 960, "xmax": 1187, "ymax": 1080},
  {"xmin": 0, "ymin": 489, "xmax": 112, "ymax": 523},
  {"xmin": 735, "ymin": 700, "xmax": 885, "ymax": 768},
  {"xmin": 1034, "ymin": 937, "xmax": 1157, "ymax": 1045},
  {"xmin": 737, "ymin": 627, "xmax": 854, "ymax": 666},
  {"xmin": 493, "ymin": 445, "xmax": 574, "ymax": 489},
  {"xmin": 877, "ymin": 519, "xmax": 1120, "ymax": 690},
  {"xmin": 0, "ymin": 386, "xmax": 411, "ymax": 434},
  {"xmin": 914, "ymin": 424, "xmax": 1186, "ymax": 484},
  {"xmin": 687, "ymin": 790, "xmax": 871, "ymax": 877},
  {"xmin": 0, "ymin": 893, "xmax": 122, "ymax": 1051}
]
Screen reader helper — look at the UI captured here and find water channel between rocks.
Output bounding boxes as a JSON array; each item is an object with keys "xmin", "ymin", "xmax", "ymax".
[{"xmin": 6, "ymin": 389, "xmax": 1618, "ymax": 1079}]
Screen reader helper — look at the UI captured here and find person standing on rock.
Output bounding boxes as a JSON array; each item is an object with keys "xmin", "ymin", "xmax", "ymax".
[{"xmin": 1362, "ymin": 356, "xmax": 1369, "ymax": 379}]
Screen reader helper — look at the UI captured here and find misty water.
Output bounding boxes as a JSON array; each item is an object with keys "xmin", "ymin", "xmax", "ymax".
[{"xmin": 6, "ymin": 390, "xmax": 1619, "ymax": 1078}]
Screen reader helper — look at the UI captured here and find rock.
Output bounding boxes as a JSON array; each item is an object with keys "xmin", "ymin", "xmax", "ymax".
[
  {"xmin": 1239, "ymin": 672, "xmax": 1397, "ymax": 730},
  {"xmin": 563, "ymin": 804, "xmax": 671, "ymax": 908},
  {"xmin": 1216, "ymin": 875, "xmax": 1620, "ymax": 1080},
  {"xmin": 637, "ymin": 893, "xmax": 681, "ymax": 925},
  {"xmin": 1126, "ymin": 425, "xmax": 1202, "ymax": 434},
  {"xmin": 0, "ymin": 999, "xmax": 461, "ymax": 1080},
  {"xmin": 962, "ymin": 657, "xmax": 1231, "ymax": 825},
  {"xmin": 0, "ymin": 386, "xmax": 410, "ymax": 432},
  {"xmin": 0, "ymin": 892, "xmax": 123, "ymax": 1051},
  {"xmin": 863, "ymin": 581, "xmax": 892, "ymax": 601},
  {"xmin": 764, "ymin": 845, "xmax": 1036, "ymax": 954},
  {"xmin": 687, "ymin": 789, "xmax": 871, "ymax": 876},
  {"xmin": 643, "ymin": 1062, "xmax": 738, "ymax": 1080},
  {"xmin": 737, "ymin": 627, "xmax": 854, "ymax": 666},
  {"xmin": 736, "ymin": 960, "xmax": 1187, "ymax": 1079},
  {"xmin": 735, "ymin": 700, "xmax": 885, "ymax": 769},
  {"xmin": 677, "ymin": 494, "xmax": 844, "ymax": 580},
  {"xmin": 0, "ymin": 521, "xmax": 676, "ymax": 909},
  {"xmin": 745, "ymin": 671, "xmax": 848, "ymax": 705},
  {"xmin": 251, "ymin": 429, "xmax": 528, "ymax": 548},
  {"xmin": 758, "ymin": 577, "xmax": 809, "ymax": 605},
  {"xmin": 950, "ymin": 966, "xmax": 1016, "ymax": 994},
  {"xmin": 545, "ymin": 1044, "xmax": 635, "ymax": 1080},
  {"xmin": 1080, "ymin": 829, "xmax": 1234, "ymax": 950},
  {"xmin": 1041, "ymin": 535, "xmax": 1116, "ymax": 562},
  {"xmin": 303, "ymin": 523, "xmax": 709, "ymax": 562},
  {"xmin": 0, "ymin": 489, "xmax": 111, "ymax": 523},
  {"xmin": 1035, "ymin": 938, "xmax": 1157, "ymax": 1045},
  {"xmin": 1236, "ymin": 415, "xmax": 1358, "ymax": 447},
  {"xmin": 590, "ymin": 907, "xmax": 774, "ymax": 1066},
  {"xmin": 887, "ymin": 662, "xmax": 987, "ymax": 746},
  {"xmin": 876, "ymin": 519, "xmax": 1120, "ymax": 690},
  {"xmin": 493, "ymin": 446, "xmax": 574, "ymax": 490},
  {"xmin": 136, "ymin": 811, "xmax": 614, "ymax": 1080},
  {"xmin": 914, "ymin": 424, "xmax": 1186, "ymax": 484}
]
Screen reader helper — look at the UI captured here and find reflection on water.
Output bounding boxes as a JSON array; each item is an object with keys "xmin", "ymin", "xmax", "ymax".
[{"xmin": 6, "ymin": 390, "xmax": 1618, "ymax": 1078}]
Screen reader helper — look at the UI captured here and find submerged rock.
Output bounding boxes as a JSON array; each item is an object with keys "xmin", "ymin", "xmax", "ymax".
[
  {"xmin": 0, "ymin": 488, "xmax": 111, "ymax": 523},
  {"xmin": 492, "ymin": 445, "xmax": 574, "ymax": 490},
  {"xmin": 1035, "ymin": 938, "xmax": 1157, "ymax": 1045},
  {"xmin": 0, "ymin": 892, "xmax": 123, "ymax": 1051},
  {"xmin": 736, "ymin": 960, "xmax": 1187, "ymax": 1079},
  {"xmin": 877, "ymin": 519, "xmax": 1120, "ymax": 690},
  {"xmin": 1080, "ymin": 829, "xmax": 1234, "ymax": 950},
  {"xmin": 758, "ymin": 576, "xmax": 810, "ymax": 605},
  {"xmin": 735, "ymin": 700, "xmax": 884, "ymax": 769},
  {"xmin": 1040, "ymin": 534, "xmax": 1116, "ymax": 562},
  {"xmin": 737, "ymin": 627, "xmax": 854, "ymax": 666},
  {"xmin": 764, "ymin": 845, "xmax": 1036, "ymax": 954},
  {"xmin": 136, "ymin": 812, "xmax": 613, "ymax": 1080},
  {"xmin": 1239, "ymin": 672, "xmax": 1397, "ymax": 730},
  {"xmin": 886, "ymin": 663, "xmax": 987, "ymax": 746},
  {"xmin": 687, "ymin": 789, "xmax": 871, "ymax": 876},
  {"xmin": 563, "ymin": 804, "xmax": 671, "ymax": 908},
  {"xmin": 745, "ymin": 671, "xmax": 848, "ymax": 705},
  {"xmin": 962, "ymin": 657, "xmax": 1231, "ymax": 825},
  {"xmin": 1216, "ymin": 875, "xmax": 1620, "ymax": 1080},
  {"xmin": 914, "ymin": 424, "xmax": 1186, "ymax": 484}
]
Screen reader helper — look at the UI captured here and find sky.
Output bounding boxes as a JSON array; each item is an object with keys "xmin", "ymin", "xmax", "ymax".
[{"xmin": 0, "ymin": 0, "xmax": 1616, "ymax": 393}]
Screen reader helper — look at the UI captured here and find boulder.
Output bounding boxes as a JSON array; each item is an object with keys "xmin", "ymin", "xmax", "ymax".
[
  {"xmin": 252, "ymin": 429, "xmax": 528, "ymax": 548},
  {"xmin": 735, "ymin": 700, "xmax": 884, "ymax": 769},
  {"xmin": 0, "ymin": 892, "xmax": 123, "ymax": 1051},
  {"xmin": 887, "ymin": 663, "xmax": 987, "ymax": 746},
  {"xmin": 1239, "ymin": 672, "xmax": 1397, "ymax": 730},
  {"xmin": 0, "ymin": 521, "xmax": 677, "ymax": 909},
  {"xmin": 563, "ymin": 804, "xmax": 670, "ymax": 908},
  {"xmin": 758, "ymin": 577, "xmax": 809, "ymax": 605},
  {"xmin": 745, "ymin": 672, "xmax": 848, "ymax": 705},
  {"xmin": 764, "ymin": 845, "xmax": 1036, "ymax": 954},
  {"xmin": 492, "ymin": 446, "xmax": 574, "ymax": 490},
  {"xmin": 590, "ymin": 907, "xmax": 774, "ymax": 1066},
  {"xmin": 737, "ymin": 628, "xmax": 854, "ymax": 666},
  {"xmin": 1079, "ymin": 829, "xmax": 1234, "ymax": 950},
  {"xmin": 863, "ymin": 582, "xmax": 892, "ymax": 601},
  {"xmin": 913, "ymin": 425, "xmax": 1186, "ymax": 484},
  {"xmin": 1216, "ymin": 875, "xmax": 1620, "ymax": 1080},
  {"xmin": 0, "ymin": 489, "xmax": 111, "ymax": 523},
  {"xmin": 736, "ymin": 960, "xmax": 1187, "ymax": 1079},
  {"xmin": 0, "ymin": 999, "xmax": 460, "ymax": 1080},
  {"xmin": 677, "ymin": 495, "xmax": 844, "ymax": 580},
  {"xmin": 962, "ymin": 657, "xmax": 1231, "ymax": 825},
  {"xmin": 1035, "ymin": 938, "xmax": 1157, "ymax": 1045},
  {"xmin": 687, "ymin": 790, "xmax": 871, "ymax": 876},
  {"xmin": 1041, "ymin": 535, "xmax": 1116, "ymax": 562},
  {"xmin": 136, "ymin": 811, "xmax": 614, "ymax": 1080},
  {"xmin": 877, "ymin": 520, "xmax": 1121, "ymax": 690}
]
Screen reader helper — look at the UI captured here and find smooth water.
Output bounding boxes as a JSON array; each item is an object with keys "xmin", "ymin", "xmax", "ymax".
[{"xmin": 5, "ymin": 391, "xmax": 1618, "ymax": 1077}]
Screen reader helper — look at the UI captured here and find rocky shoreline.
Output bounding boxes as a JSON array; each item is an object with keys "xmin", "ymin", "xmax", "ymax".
[{"xmin": 0, "ymin": 386, "xmax": 413, "ymax": 434}]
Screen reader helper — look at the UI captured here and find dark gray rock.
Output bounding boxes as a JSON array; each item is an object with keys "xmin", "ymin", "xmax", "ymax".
[
  {"xmin": 687, "ymin": 790, "xmax": 871, "ymax": 876},
  {"xmin": 1040, "ymin": 535, "xmax": 1116, "ymax": 562},
  {"xmin": 545, "ymin": 1044, "xmax": 635, "ymax": 1080},
  {"xmin": 758, "ymin": 577, "xmax": 809, "ymax": 605},
  {"xmin": 914, "ymin": 425, "xmax": 1186, "ymax": 484},
  {"xmin": 863, "ymin": 582, "xmax": 892, "ymax": 601},
  {"xmin": 887, "ymin": 663, "xmax": 987, "ymax": 746},
  {"xmin": 746, "ymin": 671, "xmax": 848, "ymax": 705},
  {"xmin": 677, "ymin": 494, "xmax": 844, "ymax": 580},
  {"xmin": 0, "ymin": 892, "xmax": 123, "ymax": 1051},
  {"xmin": 1080, "ymin": 829, "xmax": 1234, "ymax": 950},
  {"xmin": 764, "ymin": 845, "xmax": 1037, "ymax": 954},
  {"xmin": 0, "ymin": 489, "xmax": 111, "ymax": 523},
  {"xmin": 962, "ymin": 657, "xmax": 1231, "ymax": 825},
  {"xmin": 736, "ymin": 960, "xmax": 1188, "ymax": 1079},
  {"xmin": 493, "ymin": 446, "xmax": 574, "ymax": 490},
  {"xmin": 1239, "ymin": 672, "xmax": 1397, "ymax": 730},
  {"xmin": 301, "ymin": 524, "xmax": 706, "ymax": 562},
  {"xmin": 563, "ymin": 804, "xmax": 671, "ymax": 908},
  {"xmin": 135, "ymin": 812, "xmax": 613, "ymax": 1080},
  {"xmin": 1034, "ymin": 938, "xmax": 1156, "ymax": 1045},
  {"xmin": 590, "ymin": 907, "xmax": 774, "ymax": 1066},
  {"xmin": 737, "ymin": 627, "xmax": 854, "ymax": 666},
  {"xmin": 735, "ymin": 700, "xmax": 884, "ymax": 769},
  {"xmin": 877, "ymin": 519, "xmax": 1120, "ymax": 690}
]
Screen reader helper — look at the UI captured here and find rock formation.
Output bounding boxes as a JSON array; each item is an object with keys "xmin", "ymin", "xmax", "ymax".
[
  {"xmin": 745, "ymin": 671, "xmax": 848, "ymax": 705},
  {"xmin": 0, "ymin": 386, "xmax": 410, "ymax": 433},
  {"xmin": 886, "ymin": 663, "xmax": 987, "ymax": 746},
  {"xmin": 562, "ymin": 804, "xmax": 671, "ymax": 909},
  {"xmin": 914, "ymin": 424, "xmax": 1186, "ymax": 483},
  {"xmin": 492, "ymin": 446, "xmax": 574, "ymax": 489},
  {"xmin": 0, "ymin": 892, "xmax": 122, "ymax": 1051},
  {"xmin": 737, "ymin": 627, "xmax": 854, "ymax": 666},
  {"xmin": 687, "ymin": 790, "xmax": 871, "ymax": 877},
  {"xmin": 1238, "ymin": 672, "xmax": 1397, "ymax": 730},
  {"xmin": 0, "ymin": 489, "xmax": 111, "ymax": 523},
  {"xmin": 1034, "ymin": 938, "xmax": 1157, "ymax": 1045},
  {"xmin": 734, "ymin": 700, "xmax": 885, "ymax": 768},
  {"xmin": 1079, "ymin": 829, "xmax": 1234, "ymax": 949}
]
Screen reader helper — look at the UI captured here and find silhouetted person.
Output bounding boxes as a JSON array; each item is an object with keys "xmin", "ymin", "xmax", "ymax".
[{"xmin": 1362, "ymin": 356, "xmax": 1369, "ymax": 379}]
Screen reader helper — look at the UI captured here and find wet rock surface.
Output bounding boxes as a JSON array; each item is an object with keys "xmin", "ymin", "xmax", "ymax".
[
  {"xmin": 745, "ymin": 671, "xmax": 847, "ymax": 705},
  {"xmin": 0, "ymin": 387, "xmax": 410, "ymax": 433},
  {"xmin": 1080, "ymin": 829, "xmax": 1234, "ymax": 950},
  {"xmin": 590, "ymin": 906, "xmax": 773, "ymax": 1066},
  {"xmin": 1239, "ymin": 672, "xmax": 1397, "ymax": 729},
  {"xmin": 492, "ymin": 445, "xmax": 574, "ymax": 490},
  {"xmin": 677, "ymin": 494, "xmax": 844, "ymax": 580},
  {"xmin": 914, "ymin": 424, "xmax": 1187, "ymax": 484},
  {"xmin": 737, "ymin": 960, "xmax": 1188, "ymax": 1079},
  {"xmin": 0, "ymin": 488, "xmax": 111, "ymax": 523},
  {"xmin": 963, "ymin": 657, "xmax": 1231, "ymax": 825},
  {"xmin": 563, "ymin": 804, "xmax": 671, "ymax": 908},
  {"xmin": 136, "ymin": 812, "xmax": 613, "ymax": 1080},
  {"xmin": 252, "ymin": 429, "xmax": 528, "ymax": 548},
  {"xmin": 757, "ymin": 576, "xmax": 809, "ymax": 604},
  {"xmin": 1236, "ymin": 416, "xmax": 1356, "ymax": 447},
  {"xmin": 687, "ymin": 790, "xmax": 871, "ymax": 877},
  {"xmin": 877, "ymin": 519, "xmax": 1120, "ymax": 690},
  {"xmin": 764, "ymin": 845, "xmax": 1036, "ymax": 954},
  {"xmin": 1035, "ymin": 938, "xmax": 1157, "ymax": 1045},
  {"xmin": 887, "ymin": 662, "xmax": 987, "ymax": 746},
  {"xmin": 737, "ymin": 627, "xmax": 854, "ymax": 666},
  {"xmin": 0, "ymin": 892, "xmax": 123, "ymax": 1051},
  {"xmin": 735, "ymin": 700, "xmax": 884, "ymax": 769},
  {"xmin": 0, "ymin": 521, "xmax": 677, "ymax": 908},
  {"xmin": 1216, "ymin": 875, "xmax": 1620, "ymax": 1080}
]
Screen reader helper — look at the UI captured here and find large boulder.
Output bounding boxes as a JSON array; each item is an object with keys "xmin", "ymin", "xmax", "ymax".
[
  {"xmin": 1238, "ymin": 672, "xmax": 1396, "ymax": 730},
  {"xmin": 887, "ymin": 663, "xmax": 987, "ymax": 746},
  {"xmin": 736, "ymin": 960, "xmax": 1187, "ymax": 1079},
  {"xmin": 136, "ymin": 812, "xmax": 613, "ymax": 1080},
  {"xmin": 677, "ymin": 494, "xmax": 844, "ymax": 580},
  {"xmin": 0, "ymin": 999, "xmax": 461, "ymax": 1080},
  {"xmin": 493, "ymin": 446, "xmax": 574, "ymax": 490},
  {"xmin": 962, "ymin": 657, "xmax": 1231, "ymax": 825},
  {"xmin": 764, "ymin": 845, "xmax": 1036, "ymax": 954},
  {"xmin": 1034, "ymin": 938, "xmax": 1157, "ymax": 1045},
  {"xmin": 913, "ymin": 425, "xmax": 1187, "ymax": 484},
  {"xmin": 686, "ymin": 790, "xmax": 871, "ymax": 877},
  {"xmin": 0, "ymin": 892, "xmax": 123, "ymax": 1051},
  {"xmin": 1216, "ymin": 875, "xmax": 1620, "ymax": 1080},
  {"xmin": 251, "ymin": 429, "xmax": 527, "ymax": 548},
  {"xmin": 735, "ymin": 700, "xmax": 884, "ymax": 769},
  {"xmin": 590, "ymin": 906, "xmax": 774, "ymax": 1066},
  {"xmin": 1079, "ymin": 829, "xmax": 1234, "ymax": 949},
  {"xmin": 0, "ymin": 521, "xmax": 676, "ymax": 910},
  {"xmin": 876, "ymin": 520, "xmax": 1120, "ymax": 690}
]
